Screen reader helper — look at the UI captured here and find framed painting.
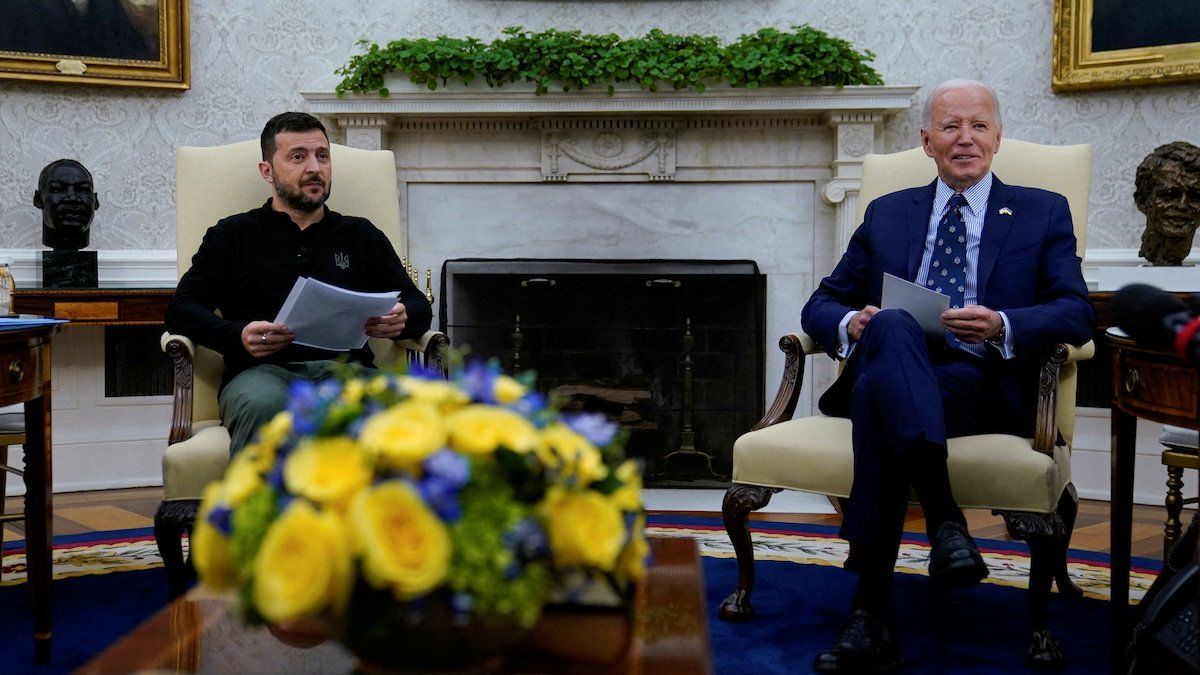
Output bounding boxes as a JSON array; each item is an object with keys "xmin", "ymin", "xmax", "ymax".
[
  {"xmin": 0, "ymin": 0, "xmax": 188, "ymax": 90},
  {"xmin": 1053, "ymin": 0, "xmax": 1200, "ymax": 91}
]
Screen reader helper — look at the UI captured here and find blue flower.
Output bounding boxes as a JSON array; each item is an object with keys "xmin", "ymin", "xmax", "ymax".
[
  {"xmin": 418, "ymin": 479, "xmax": 461, "ymax": 522},
  {"xmin": 267, "ymin": 461, "xmax": 287, "ymax": 492},
  {"xmin": 424, "ymin": 449, "xmax": 470, "ymax": 489},
  {"xmin": 504, "ymin": 517, "xmax": 551, "ymax": 561},
  {"xmin": 207, "ymin": 504, "xmax": 232, "ymax": 535},
  {"xmin": 563, "ymin": 412, "xmax": 619, "ymax": 446},
  {"xmin": 316, "ymin": 379, "xmax": 343, "ymax": 403},
  {"xmin": 512, "ymin": 390, "xmax": 548, "ymax": 422},
  {"xmin": 457, "ymin": 359, "xmax": 500, "ymax": 403},
  {"xmin": 287, "ymin": 381, "xmax": 322, "ymax": 436},
  {"xmin": 417, "ymin": 455, "xmax": 466, "ymax": 523},
  {"xmin": 407, "ymin": 362, "xmax": 445, "ymax": 381}
]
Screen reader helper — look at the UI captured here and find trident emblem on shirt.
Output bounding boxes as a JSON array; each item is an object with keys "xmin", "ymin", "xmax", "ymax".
[{"xmin": 334, "ymin": 252, "xmax": 350, "ymax": 270}]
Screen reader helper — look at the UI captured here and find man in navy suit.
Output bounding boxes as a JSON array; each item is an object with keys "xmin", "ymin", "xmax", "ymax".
[{"xmin": 803, "ymin": 80, "xmax": 1094, "ymax": 672}]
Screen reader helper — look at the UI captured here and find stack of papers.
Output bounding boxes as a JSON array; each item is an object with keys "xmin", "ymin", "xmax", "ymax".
[{"xmin": 274, "ymin": 277, "xmax": 399, "ymax": 351}]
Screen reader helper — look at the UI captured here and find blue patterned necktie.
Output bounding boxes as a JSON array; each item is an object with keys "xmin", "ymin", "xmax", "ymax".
[{"xmin": 927, "ymin": 193, "xmax": 969, "ymax": 309}]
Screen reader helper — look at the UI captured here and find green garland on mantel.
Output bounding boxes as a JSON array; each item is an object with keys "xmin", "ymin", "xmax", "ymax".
[{"xmin": 334, "ymin": 25, "xmax": 883, "ymax": 97}]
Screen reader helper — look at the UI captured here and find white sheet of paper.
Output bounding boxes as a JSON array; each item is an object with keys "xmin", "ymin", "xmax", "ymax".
[
  {"xmin": 881, "ymin": 272, "xmax": 949, "ymax": 337},
  {"xmin": 273, "ymin": 277, "xmax": 399, "ymax": 351}
]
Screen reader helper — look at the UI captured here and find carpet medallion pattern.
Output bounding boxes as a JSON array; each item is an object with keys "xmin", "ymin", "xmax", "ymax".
[{"xmin": 644, "ymin": 520, "xmax": 1160, "ymax": 602}]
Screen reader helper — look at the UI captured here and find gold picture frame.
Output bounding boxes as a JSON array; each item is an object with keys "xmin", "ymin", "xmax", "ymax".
[
  {"xmin": 0, "ymin": 0, "xmax": 188, "ymax": 90},
  {"xmin": 1053, "ymin": 0, "xmax": 1200, "ymax": 92}
]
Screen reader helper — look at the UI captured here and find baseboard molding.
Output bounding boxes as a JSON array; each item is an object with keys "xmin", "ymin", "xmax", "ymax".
[{"xmin": 4, "ymin": 438, "xmax": 164, "ymax": 496}]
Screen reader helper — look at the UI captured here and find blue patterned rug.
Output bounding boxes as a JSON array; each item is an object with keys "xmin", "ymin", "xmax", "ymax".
[
  {"xmin": 0, "ymin": 517, "xmax": 1163, "ymax": 673},
  {"xmin": 649, "ymin": 515, "xmax": 1162, "ymax": 674}
]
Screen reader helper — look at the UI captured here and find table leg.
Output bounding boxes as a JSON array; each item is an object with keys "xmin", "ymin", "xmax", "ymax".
[
  {"xmin": 1110, "ymin": 407, "xmax": 1136, "ymax": 670},
  {"xmin": 23, "ymin": 392, "xmax": 52, "ymax": 663}
]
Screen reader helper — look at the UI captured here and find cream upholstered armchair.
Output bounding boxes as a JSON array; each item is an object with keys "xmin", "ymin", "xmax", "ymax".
[
  {"xmin": 155, "ymin": 140, "xmax": 448, "ymax": 597},
  {"xmin": 717, "ymin": 140, "xmax": 1095, "ymax": 669}
]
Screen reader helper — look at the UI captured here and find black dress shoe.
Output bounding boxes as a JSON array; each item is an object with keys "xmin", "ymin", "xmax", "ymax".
[
  {"xmin": 812, "ymin": 609, "xmax": 903, "ymax": 673},
  {"xmin": 928, "ymin": 521, "xmax": 988, "ymax": 589}
]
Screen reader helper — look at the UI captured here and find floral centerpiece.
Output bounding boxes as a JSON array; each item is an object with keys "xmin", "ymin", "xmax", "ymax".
[{"xmin": 191, "ymin": 360, "xmax": 646, "ymax": 668}]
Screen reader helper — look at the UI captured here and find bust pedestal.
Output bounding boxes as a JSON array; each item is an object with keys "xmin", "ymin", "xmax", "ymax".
[{"xmin": 39, "ymin": 251, "xmax": 98, "ymax": 288}]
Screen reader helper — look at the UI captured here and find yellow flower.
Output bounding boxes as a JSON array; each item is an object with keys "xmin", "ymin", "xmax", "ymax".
[
  {"xmin": 192, "ymin": 483, "xmax": 238, "ymax": 591},
  {"xmin": 359, "ymin": 400, "xmax": 447, "ymax": 470},
  {"xmin": 447, "ymin": 404, "xmax": 538, "ymax": 456},
  {"xmin": 609, "ymin": 459, "xmax": 643, "ymax": 512},
  {"xmin": 252, "ymin": 500, "xmax": 352, "ymax": 624},
  {"xmin": 258, "ymin": 412, "xmax": 292, "ymax": 452},
  {"xmin": 351, "ymin": 482, "xmax": 450, "ymax": 600},
  {"xmin": 400, "ymin": 377, "xmax": 470, "ymax": 411},
  {"xmin": 366, "ymin": 374, "xmax": 391, "ymax": 397},
  {"xmin": 341, "ymin": 379, "xmax": 366, "ymax": 405},
  {"xmin": 284, "ymin": 436, "xmax": 372, "ymax": 511},
  {"xmin": 617, "ymin": 515, "xmax": 649, "ymax": 582},
  {"xmin": 542, "ymin": 487, "xmax": 625, "ymax": 571},
  {"xmin": 492, "ymin": 375, "xmax": 526, "ymax": 404},
  {"xmin": 537, "ymin": 423, "xmax": 607, "ymax": 485},
  {"xmin": 222, "ymin": 451, "xmax": 264, "ymax": 506}
]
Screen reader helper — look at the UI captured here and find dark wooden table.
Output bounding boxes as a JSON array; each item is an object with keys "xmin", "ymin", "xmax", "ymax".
[
  {"xmin": 80, "ymin": 536, "xmax": 712, "ymax": 674},
  {"xmin": 1106, "ymin": 327, "xmax": 1198, "ymax": 670},
  {"xmin": 13, "ymin": 285, "xmax": 172, "ymax": 326},
  {"xmin": 0, "ymin": 324, "xmax": 58, "ymax": 662}
]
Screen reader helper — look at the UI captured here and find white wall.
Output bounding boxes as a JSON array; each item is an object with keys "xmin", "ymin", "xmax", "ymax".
[{"xmin": 2, "ymin": 0, "xmax": 1195, "ymax": 254}]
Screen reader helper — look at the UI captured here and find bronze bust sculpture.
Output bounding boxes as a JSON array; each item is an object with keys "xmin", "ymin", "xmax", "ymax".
[
  {"xmin": 1134, "ymin": 141, "xmax": 1200, "ymax": 266},
  {"xmin": 33, "ymin": 159, "xmax": 99, "ymax": 251}
]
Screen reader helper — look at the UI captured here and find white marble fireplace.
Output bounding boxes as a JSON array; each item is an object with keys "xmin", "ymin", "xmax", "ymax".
[{"xmin": 304, "ymin": 84, "xmax": 918, "ymax": 407}]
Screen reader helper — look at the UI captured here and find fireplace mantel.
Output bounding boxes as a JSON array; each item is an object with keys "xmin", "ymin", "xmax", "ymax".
[
  {"xmin": 303, "ymin": 84, "xmax": 918, "ymax": 248},
  {"xmin": 303, "ymin": 84, "xmax": 918, "ymax": 118}
]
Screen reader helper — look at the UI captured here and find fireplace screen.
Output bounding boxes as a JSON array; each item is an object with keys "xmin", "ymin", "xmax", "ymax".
[{"xmin": 442, "ymin": 259, "xmax": 765, "ymax": 486}]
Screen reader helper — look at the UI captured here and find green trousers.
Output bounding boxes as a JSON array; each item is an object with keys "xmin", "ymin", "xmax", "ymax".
[{"xmin": 218, "ymin": 360, "xmax": 372, "ymax": 454}]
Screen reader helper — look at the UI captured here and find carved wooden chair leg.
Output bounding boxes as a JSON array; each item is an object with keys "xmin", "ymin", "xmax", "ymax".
[
  {"xmin": 1164, "ymin": 465, "xmax": 1185, "ymax": 560},
  {"xmin": 1001, "ymin": 510, "xmax": 1067, "ymax": 670},
  {"xmin": 155, "ymin": 499, "xmax": 199, "ymax": 599},
  {"xmin": 1052, "ymin": 484, "xmax": 1083, "ymax": 599},
  {"xmin": 718, "ymin": 484, "xmax": 778, "ymax": 622}
]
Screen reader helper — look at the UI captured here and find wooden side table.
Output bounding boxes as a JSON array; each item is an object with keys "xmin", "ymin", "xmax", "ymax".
[
  {"xmin": 13, "ymin": 286, "xmax": 173, "ymax": 326},
  {"xmin": 0, "ymin": 324, "xmax": 58, "ymax": 662},
  {"xmin": 1106, "ymin": 327, "xmax": 1199, "ymax": 669},
  {"xmin": 80, "ymin": 537, "xmax": 712, "ymax": 673}
]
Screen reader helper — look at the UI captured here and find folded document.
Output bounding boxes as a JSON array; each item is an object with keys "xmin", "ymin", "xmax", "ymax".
[{"xmin": 880, "ymin": 272, "xmax": 949, "ymax": 337}]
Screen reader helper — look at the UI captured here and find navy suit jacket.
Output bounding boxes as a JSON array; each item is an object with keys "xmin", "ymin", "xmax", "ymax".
[{"xmin": 801, "ymin": 177, "xmax": 1095, "ymax": 435}]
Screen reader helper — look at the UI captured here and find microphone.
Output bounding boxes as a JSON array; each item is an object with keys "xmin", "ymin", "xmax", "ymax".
[{"xmin": 1111, "ymin": 283, "xmax": 1200, "ymax": 365}]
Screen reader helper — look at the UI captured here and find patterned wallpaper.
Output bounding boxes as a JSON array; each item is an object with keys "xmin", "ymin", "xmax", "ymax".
[{"xmin": 0, "ymin": 0, "xmax": 1195, "ymax": 251}]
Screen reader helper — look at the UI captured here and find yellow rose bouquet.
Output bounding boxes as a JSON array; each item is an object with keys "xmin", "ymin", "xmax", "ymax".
[{"xmin": 191, "ymin": 360, "xmax": 646, "ymax": 667}]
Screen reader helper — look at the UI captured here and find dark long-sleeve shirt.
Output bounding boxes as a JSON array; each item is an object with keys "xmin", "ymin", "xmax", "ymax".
[{"xmin": 166, "ymin": 201, "xmax": 432, "ymax": 387}]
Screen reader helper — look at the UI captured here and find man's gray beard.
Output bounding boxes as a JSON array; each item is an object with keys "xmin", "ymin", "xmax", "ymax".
[{"xmin": 275, "ymin": 181, "xmax": 330, "ymax": 212}]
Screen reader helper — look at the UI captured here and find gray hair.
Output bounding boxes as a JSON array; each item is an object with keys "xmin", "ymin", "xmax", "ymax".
[{"xmin": 921, "ymin": 79, "xmax": 1002, "ymax": 130}]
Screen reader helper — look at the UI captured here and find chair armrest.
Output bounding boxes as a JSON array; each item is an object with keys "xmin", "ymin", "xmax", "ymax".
[
  {"xmin": 1032, "ymin": 340, "xmax": 1094, "ymax": 455},
  {"xmin": 396, "ymin": 329, "xmax": 451, "ymax": 376},
  {"xmin": 791, "ymin": 331, "xmax": 823, "ymax": 357},
  {"xmin": 751, "ymin": 333, "xmax": 816, "ymax": 431},
  {"xmin": 161, "ymin": 331, "xmax": 196, "ymax": 444},
  {"xmin": 1060, "ymin": 340, "xmax": 1095, "ymax": 364}
]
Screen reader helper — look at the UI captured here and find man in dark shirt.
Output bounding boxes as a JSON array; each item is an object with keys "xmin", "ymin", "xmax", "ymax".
[{"xmin": 166, "ymin": 112, "xmax": 432, "ymax": 454}]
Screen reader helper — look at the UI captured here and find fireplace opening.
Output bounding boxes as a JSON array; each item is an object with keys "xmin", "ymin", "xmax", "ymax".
[{"xmin": 441, "ymin": 259, "xmax": 765, "ymax": 487}]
